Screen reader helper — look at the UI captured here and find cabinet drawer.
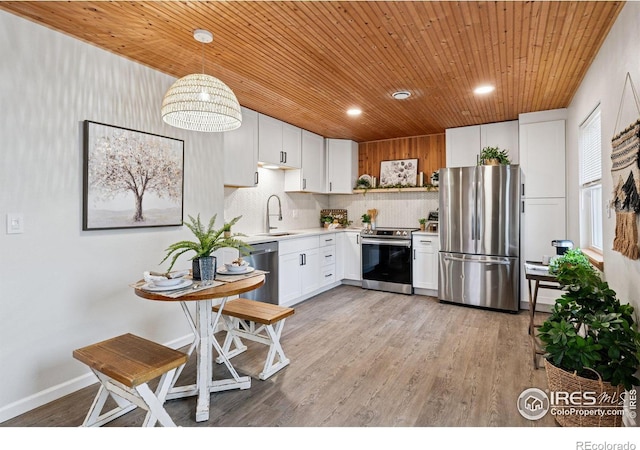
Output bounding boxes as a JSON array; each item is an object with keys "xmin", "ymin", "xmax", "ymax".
[
  {"xmin": 320, "ymin": 246, "xmax": 336, "ymax": 266},
  {"xmin": 319, "ymin": 233, "xmax": 337, "ymax": 247},
  {"xmin": 321, "ymin": 265, "xmax": 336, "ymax": 285},
  {"xmin": 413, "ymin": 237, "xmax": 438, "ymax": 253},
  {"xmin": 279, "ymin": 236, "xmax": 318, "ymax": 255}
]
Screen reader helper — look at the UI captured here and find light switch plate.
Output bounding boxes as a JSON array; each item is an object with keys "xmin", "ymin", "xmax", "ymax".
[{"xmin": 7, "ymin": 213, "xmax": 24, "ymax": 234}]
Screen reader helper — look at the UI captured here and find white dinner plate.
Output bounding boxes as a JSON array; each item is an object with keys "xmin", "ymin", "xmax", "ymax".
[
  {"xmin": 142, "ymin": 278, "xmax": 193, "ymax": 292},
  {"xmin": 357, "ymin": 174, "xmax": 373, "ymax": 187},
  {"xmin": 217, "ymin": 266, "xmax": 255, "ymax": 275}
]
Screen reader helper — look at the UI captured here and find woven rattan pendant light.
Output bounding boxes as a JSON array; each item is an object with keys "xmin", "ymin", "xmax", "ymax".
[{"xmin": 161, "ymin": 29, "xmax": 242, "ymax": 132}]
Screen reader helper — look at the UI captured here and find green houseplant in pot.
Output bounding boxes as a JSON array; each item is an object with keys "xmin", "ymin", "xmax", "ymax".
[
  {"xmin": 537, "ymin": 248, "xmax": 640, "ymax": 426},
  {"xmin": 361, "ymin": 213, "xmax": 371, "ymax": 229},
  {"xmin": 479, "ymin": 146, "xmax": 511, "ymax": 165},
  {"xmin": 160, "ymin": 214, "xmax": 251, "ymax": 280}
]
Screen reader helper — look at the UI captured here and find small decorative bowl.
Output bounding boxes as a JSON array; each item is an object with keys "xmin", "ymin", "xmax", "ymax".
[
  {"xmin": 224, "ymin": 261, "xmax": 249, "ymax": 273},
  {"xmin": 153, "ymin": 277, "xmax": 183, "ymax": 287}
]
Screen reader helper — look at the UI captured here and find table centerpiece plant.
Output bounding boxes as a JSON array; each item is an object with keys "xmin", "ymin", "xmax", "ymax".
[
  {"xmin": 160, "ymin": 214, "xmax": 251, "ymax": 280},
  {"xmin": 537, "ymin": 248, "xmax": 640, "ymax": 426}
]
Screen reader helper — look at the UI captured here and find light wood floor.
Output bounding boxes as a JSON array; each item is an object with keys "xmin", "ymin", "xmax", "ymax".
[{"xmin": 2, "ymin": 285, "xmax": 557, "ymax": 427}]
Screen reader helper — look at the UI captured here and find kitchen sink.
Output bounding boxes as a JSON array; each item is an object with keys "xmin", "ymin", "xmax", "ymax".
[{"xmin": 256, "ymin": 231, "xmax": 299, "ymax": 237}]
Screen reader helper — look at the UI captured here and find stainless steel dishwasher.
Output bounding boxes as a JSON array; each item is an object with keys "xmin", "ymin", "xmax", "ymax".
[{"xmin": 243, "ymin": 241, "xmax": 278, "ymax": 304}]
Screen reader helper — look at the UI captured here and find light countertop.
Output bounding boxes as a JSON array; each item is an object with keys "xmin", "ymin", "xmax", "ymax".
[
  {"xmin": 241, "ymin": 227, "xmax": 438, "ymax": 245},
  {"xmin": 242, "ymin": 227, "xmax": 363, "ymax": 245}
]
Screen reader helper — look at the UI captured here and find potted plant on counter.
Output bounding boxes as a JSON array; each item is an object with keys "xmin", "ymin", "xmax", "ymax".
[
  {"xmin": 321, "ymin": 215, "xmax": 334, "ymax": 228},
  {"xmin": 160, "ymin": 214, "xmax": 251, "ymax": 280},
  {"xmin": 419, "ymin": 218, "xmax": 427, "ymax": 231},
  {"xmin": 479, "ymin": 146, "xmax": 511, "ymax": 165},
  {"xmin": 537, "ymin": 248, "xmax": 640, "ymax": 426},
  {"xmin": 361, "ymin": 213, "xmax": 371, "ymax": 230}
]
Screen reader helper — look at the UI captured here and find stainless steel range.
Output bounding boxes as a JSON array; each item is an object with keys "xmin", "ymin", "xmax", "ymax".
[{"xmin": 360, "ymin": 227, "xmax": 418, "ymax": 294}]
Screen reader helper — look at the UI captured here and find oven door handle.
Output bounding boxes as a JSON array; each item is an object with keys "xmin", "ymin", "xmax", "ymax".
[{"xmin": 361, "ymin": 238, "xmax": 411, "ymax": 247}]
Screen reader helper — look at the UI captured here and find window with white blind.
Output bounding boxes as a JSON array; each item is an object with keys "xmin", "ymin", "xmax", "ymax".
[{"xmin": 579, "ymin": 106, "xmax": 602, "ymax": 252}]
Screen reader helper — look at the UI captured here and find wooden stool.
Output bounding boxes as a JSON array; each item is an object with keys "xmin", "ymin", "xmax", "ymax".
[
  {"xmin": 73, "ymin": 333, "xmax": 188, "ymax": 427},
  {"xmin": 213, "ymin": 298, "xmax": 294, "ymax": 380}
]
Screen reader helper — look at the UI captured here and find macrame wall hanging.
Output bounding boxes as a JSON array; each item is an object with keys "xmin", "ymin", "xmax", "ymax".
[{"xmin": 610, "ymin": 72, "xmax": 640, "ymax": 260}]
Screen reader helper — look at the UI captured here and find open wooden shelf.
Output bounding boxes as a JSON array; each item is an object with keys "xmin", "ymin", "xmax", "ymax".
[{"xmin": 352, "ymin": 187, "xmax": 439, "ymax": 194}]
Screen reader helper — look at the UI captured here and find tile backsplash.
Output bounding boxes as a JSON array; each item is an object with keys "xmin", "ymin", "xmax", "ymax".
[
  {"xmin": 224, "ymin": 168, "xmax": 440, "ymax": 234},
  {"xmin": 224, "ymin": 168, "xmax": 330, "ymax": 235},
  {"xmin": 329, "ymin": 191, "xmax": 439, "ymax": 228}
]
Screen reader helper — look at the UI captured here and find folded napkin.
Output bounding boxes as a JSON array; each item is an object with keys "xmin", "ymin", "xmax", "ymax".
[{"xmin": 144, "ymin": 269, "xmax": 190, "ymax": 282}]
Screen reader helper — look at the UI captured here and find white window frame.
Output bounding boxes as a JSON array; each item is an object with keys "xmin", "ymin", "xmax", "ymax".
[{"xmin": 579, "ymin": 106, "xmax": 603, "ymax": 253}]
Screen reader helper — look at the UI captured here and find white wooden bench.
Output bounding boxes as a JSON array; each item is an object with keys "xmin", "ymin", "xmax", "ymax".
[
  {"xmin": 73, "ymin": 333, "xmax": 188, "ymax": 427},
  {"xmin": 213, "ymin": 298, "xmax": 295, "ymax": 380}
]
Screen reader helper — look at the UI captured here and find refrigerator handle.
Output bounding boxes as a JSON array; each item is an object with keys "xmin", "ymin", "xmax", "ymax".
[
  {"xmin": 521, "ymin": 183, "xmax": 525, "ymax": 197},
  {"xmin": 522, "ymin": 200, "xmax": 525, "ymax": 214},
  {"xmin": 444, "ymin": 255, "xmax": 511, "ymax": 265},
  {"xmin": 471, "ymin": 212, "xmax": 475, "ymax": 240}
]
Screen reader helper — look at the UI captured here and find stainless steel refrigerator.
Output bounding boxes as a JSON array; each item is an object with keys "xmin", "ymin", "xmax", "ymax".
[{"xmin": 438, "ymin": 165, "xmax": 520, "ymax": 312}]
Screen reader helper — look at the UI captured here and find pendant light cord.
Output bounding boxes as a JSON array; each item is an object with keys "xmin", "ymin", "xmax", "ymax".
[{"xmin": 201, "ymin": 40, "xmax": 205, "ymax": 75}]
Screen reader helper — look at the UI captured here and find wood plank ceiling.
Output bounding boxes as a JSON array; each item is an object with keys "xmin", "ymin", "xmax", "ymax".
[{"xmin": 0, "ymin": 1, "xmax": 624, "ymax": 143}]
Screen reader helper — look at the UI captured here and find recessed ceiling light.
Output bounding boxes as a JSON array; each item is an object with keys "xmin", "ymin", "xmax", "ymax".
[
  {"xmin": 474, "ymin": 85, "xmax": 495, "ymax": 95},
  {"xmin": 347, "ymin": 108, "xmax": 362, "ymax": 116},
  {"xmin": 392, "ymin": 90, "xmax": 411, "ymax": 100}
]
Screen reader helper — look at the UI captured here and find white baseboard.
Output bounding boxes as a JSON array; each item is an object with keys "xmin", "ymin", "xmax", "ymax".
[{"xmin": 0, "ymin": 333, "xmax": 194, "ymax": 424}]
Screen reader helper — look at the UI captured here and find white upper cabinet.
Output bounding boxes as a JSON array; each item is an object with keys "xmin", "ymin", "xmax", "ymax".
[
  {"xmin": 326, "ymin": 138, "xmax": 358, "ymax": 194},
  {"xmin": 223, "ymin": 107, "xmax": 259, "ymax": 187},
  {"xmin": 519, "ymin": 119, "xmax": 566, "ymax": 198},
  {"xmin": 284, "ymin": 130, "xmax": 325, "ymax": 193},
  {"xmin": 446, "ymin": 120, "xmax": 519, "ymax": 167},
  {"xmin": 446, "ymin": 125, "xmax": 480, "ymax": 167},
  {"xmin": 258, "ymin": 113, "xmax": 301, "ymax": 169},
  {"xmin": 281, "ymin": 122, "xmax": 302, "ymax": 168},
  {"xmin": 480, "ymin": 120, "xmax": 519, "ymax": 164}
]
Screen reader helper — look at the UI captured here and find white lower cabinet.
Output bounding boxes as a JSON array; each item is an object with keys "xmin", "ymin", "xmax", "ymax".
[
  {"xmin": 412, "ymin": 233, "xmax": 439, "ymax": 292},
  {"xmin": 340, "ymin": 230, "xmax": 361, "ymax": 281},
  {"xmin": 319, "ymin": 233, "xmax": 337, "ymax": 287},
  {"xmin": 278, "ymin": 236, "xmax": 320, "ymax": 306}
]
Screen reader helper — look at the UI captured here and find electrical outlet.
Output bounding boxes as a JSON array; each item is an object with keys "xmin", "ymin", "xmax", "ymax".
[
  {"xmin": 6, "ymin": 213, "xmax": 24, "ymax": 234},
  {"xmin": 292, "ymin": 210, "xmax": 298, "ymax": 219}
]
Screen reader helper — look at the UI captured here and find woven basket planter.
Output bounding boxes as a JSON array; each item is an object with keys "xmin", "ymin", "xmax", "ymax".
[{"xmin": 544, "ymin": 359, "xmax": 625, "ymax": 427}]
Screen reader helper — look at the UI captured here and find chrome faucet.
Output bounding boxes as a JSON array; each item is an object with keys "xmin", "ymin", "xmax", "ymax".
[{"xmin": 266, "ymin": 194, "xmax": 283, "ymax": 232}]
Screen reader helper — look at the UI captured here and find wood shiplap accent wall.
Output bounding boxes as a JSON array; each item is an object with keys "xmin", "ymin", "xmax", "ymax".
[{"xmin": 359, "ymin": 134, "xmax": 445, "ymax": 183}]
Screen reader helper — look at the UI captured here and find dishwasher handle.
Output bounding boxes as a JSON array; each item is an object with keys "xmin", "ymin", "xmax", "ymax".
[{"xmin": 248, "ymin": 242, "xmax": 278, "ymax": 255}]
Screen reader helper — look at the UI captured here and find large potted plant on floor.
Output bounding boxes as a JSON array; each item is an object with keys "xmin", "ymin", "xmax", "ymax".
[
  {"xmin": 537, "ymin": 248, "xmax": 640, "ymax": 426},
  {"xmin": 160, "ymin": 214, "xmax": 251, "ymax": 280}
]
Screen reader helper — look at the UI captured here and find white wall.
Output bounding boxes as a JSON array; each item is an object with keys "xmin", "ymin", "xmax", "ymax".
[
  {"xmin": 566, "ymin": 1, "xmax": 640, "ymax": 312},
  {"xmin": 0, "ymin": 11, "xmax": 225, "ymax": 421}
]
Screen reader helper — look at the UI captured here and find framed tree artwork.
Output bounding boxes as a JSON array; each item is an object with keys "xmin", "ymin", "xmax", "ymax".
[{"xmin": 82, "ymin": 120, "xmax": 184, "ymax": 230}]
